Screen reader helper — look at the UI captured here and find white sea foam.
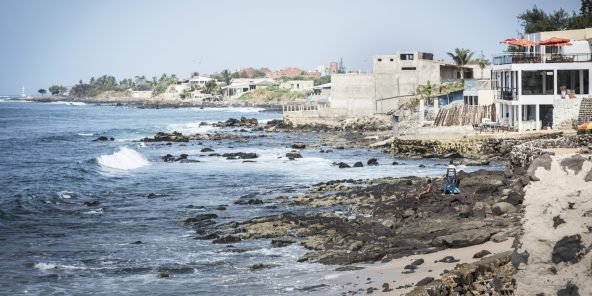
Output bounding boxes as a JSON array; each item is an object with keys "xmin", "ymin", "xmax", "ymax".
[
  {"xmin": 57, "ymin": 191, "xmax": 75, "ymax": 199},
  {"xmin": 77, "ymin": 133, "xmax": 93, "ymax": 136},
  {"xmin": 97, "ymin": 147, "xmax": 149, "ymax": 170},
  {"xmin": 34, "ymin": 263, "xmax": 57, "ymax": 270},
  {"xmin": 47, "ymin": 101, "xmax": 88, "ymax": 106},
  {"xmin": 167, "ymin": 121, "xmax": 218, "ymax": 134}
]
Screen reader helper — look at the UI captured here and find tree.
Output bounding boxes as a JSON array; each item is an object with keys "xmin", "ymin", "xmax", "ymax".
[
  {"xmin": 49, "ymin": 85, "xmax": 67, "ymax": 96},
  {"xmin": 517, "ymin": 2, "xmax": 592, "ymax": 34},
  {"xmin": 204, "ymin": 80, "xmax": 217, "ymax": 94},
  {"xmin": 38, "ymin": 89, "xmax": 47, "ymax": 96},
  {"xmin": 447, "ymin": 48, "xmax": 474, "ymax": 80},
  {"xmin": 416, "ymin": 80, "xmax": 436, "ymax": 104},
  {"xmin": 191, "ymin": 72, "xmax": 199, "ymax": 78},
  {"xmin": 471, "ymin": 51, "xmax": 491, "ymax": 79}
]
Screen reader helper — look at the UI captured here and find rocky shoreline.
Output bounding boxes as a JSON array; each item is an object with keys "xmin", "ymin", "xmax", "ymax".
[{"xmin": 135, "ymin": 116, "xmax": 592, "ymax": 295}]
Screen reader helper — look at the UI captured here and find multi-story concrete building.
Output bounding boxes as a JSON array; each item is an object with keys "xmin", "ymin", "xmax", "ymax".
[
  {"xmin": 331, "ymin": 51, "xmax": 470, "ymax": 116},
  {"xmin": 492, "ymin": 27, "xmax": 592, "ymax": 131}
]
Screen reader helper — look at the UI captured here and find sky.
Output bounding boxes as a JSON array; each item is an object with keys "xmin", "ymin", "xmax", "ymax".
[{"xmin": 0, "ymin": 0, "xmax": 582, "ymax": 95}]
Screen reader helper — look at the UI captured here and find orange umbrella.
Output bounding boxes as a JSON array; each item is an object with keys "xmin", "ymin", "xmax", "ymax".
[
  {"xmin": 499, "ymin": 38, "xmax": 517, "ymax": 44},
  {"xmin": 511, "ymin": 39, "xmax": 537, "ymax": 46},
  {"xmin": 539, "ymin": 37, "xmax": 570, "ymax": 45}
]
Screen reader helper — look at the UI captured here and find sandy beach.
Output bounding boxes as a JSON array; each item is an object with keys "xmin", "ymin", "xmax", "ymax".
[{"xmin": 331, "ymin": 240, "xmax": 513, "ymax": 295}]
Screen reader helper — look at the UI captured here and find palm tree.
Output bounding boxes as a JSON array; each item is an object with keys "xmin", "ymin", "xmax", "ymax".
[
  {"xmin": 416, "ymin": 80, "xmax": 436, "ymax": 104},
  {"xmin": 447, "ymin": 48, "xmax": 474, "ymax": 80},
  {"xmin": 475, "ymin": 51, "xmax": 491, "ymax": 79}
]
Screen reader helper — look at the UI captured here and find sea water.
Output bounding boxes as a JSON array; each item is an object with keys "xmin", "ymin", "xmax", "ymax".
[{"xmin": 0, "ymin": 100, "xmax": 502, "ymax": 295}]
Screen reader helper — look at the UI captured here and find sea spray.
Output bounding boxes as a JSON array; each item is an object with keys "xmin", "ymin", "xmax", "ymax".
[{"xmin": 97, "ymin": 147, "xmax": 149, "ymax": 170}]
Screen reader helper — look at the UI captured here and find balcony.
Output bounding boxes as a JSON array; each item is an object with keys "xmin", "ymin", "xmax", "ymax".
[{"xmin": 493, "ymin": 53, "xmax": 592, "ymax": 65}]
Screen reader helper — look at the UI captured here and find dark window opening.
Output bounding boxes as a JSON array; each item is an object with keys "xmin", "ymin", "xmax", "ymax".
[
  {"xmin": 522, "ymin": 70, "xmax": 554, "ymax": 95},
  {"xmin": 557, "ymin": 69, "xmax": 589, "ymax": 95},
  {"xmin": 377, "ymin": 58, "xmax": 382, "ymax": 62},
  {"xmin": 390, "ymin": 58, "xmax": 394, "ymax": 62},
  {"xmin": 402, "ymin": 67, "xmax": 416, "ymax": 71},
  {"xmin": 400, "ymin": 54, "xmax": 414, "ymax": 60}
]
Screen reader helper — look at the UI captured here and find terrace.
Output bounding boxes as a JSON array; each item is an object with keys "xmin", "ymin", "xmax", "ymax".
[{"xmin": 493, "ymin": 52, "xmax": 592, "ymax": 65}]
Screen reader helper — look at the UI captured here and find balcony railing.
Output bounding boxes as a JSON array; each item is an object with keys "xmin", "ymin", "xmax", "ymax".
[{"xmin": 493, "ymin": 53, "xmax": 592, "ymax": 65}]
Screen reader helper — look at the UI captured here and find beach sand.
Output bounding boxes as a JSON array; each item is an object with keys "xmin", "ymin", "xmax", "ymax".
[{"xmin": 329, "ymin": 239, "xmax": 513, "ymax": 295}]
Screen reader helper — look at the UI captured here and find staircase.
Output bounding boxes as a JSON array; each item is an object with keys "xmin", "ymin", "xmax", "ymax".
[
  {"xmin": 397, "ymin": 111, "xmax": 423, "ymax": 134},
  {"xmin": 578, "ymin": 97, "xmax": 592, "ymax": 124}
]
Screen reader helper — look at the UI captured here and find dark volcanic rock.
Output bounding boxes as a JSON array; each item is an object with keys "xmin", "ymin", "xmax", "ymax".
[
  {"xmin": 367, "ymin": 158, "xmax": 379, "ymax": 166},
  {"xmin": 553, "ymin": 215, "xmax": 566, "ymax": 229},
  {"xmin": 472, "ymin": 250, "xmax": 492, "ymax": 259},
  {"xmin": 235, "ymin": 198, "xmax": 263, "ymax": 205},
  {"xmin": 249, "ymin": 263, "xmax": 277, "ymax": 271},
  {"xmin": 223, "ymin": 152, "xmax": 258, "ymax": 160},
  {"xmin": 557, "ymin": 282, "xmax": 580, "ymax": 296},
  {"xmin": 216, "ymin": 116, "xmax": 258, "ymax": 128},
  {"xmin": 404, "ymin": 264, "xmax": 417, "ymax": 270},
  {"xmin": 200, "ymin": 148, "xmax": 214, "ymax": 152},
  {"xmin": 335, "ymin": 266, "xmax": 365, "ymax": 271},
  {"xmin": 83, "ymin": 200, "xmax": 100, "ymax": 206},
  {"xmin": 213, "ymin": 234, "xmax": 241, "ymax": 244},
  {"xmin": 337, "ymin": 162, "xmax": 350, "ymax": 168},
  {"xmin": 271, "ymin": 239, "xmax": 295, "ymax": 248},
  {"xmin": 183, "ymin": 213, "xmax": 218, "ymax": 224},
  {"xmin": 286, "ymin": 150, "xmax": 302, "ymax": 159},
  {"xmin": 291, "ymin": 142, "xmax": 306, "ymax": 149},
  {"xmin": 353, "ymin": 161, "xmax": 364, "ymax": 167},
  {"xmin": 415, "ymin": 277, "xmax": 434, "ymax": 286},
  {"xmin": 437, "ymin": 256, "xmax": 460, "ymax": 263},
  {"xmin": 411, "ymin": 258, "xmax": 424, "ymax": 266},
  {"xmin": 552, "ymin": 235, "xmax": 585, "ymax": 264},
  {"xmin": 93, "ymin": 136, "xmax": 114, "ymax": 141},
  {"xmin": 162, "ymin": 154, "xmax": 175, "ymax": 162}
]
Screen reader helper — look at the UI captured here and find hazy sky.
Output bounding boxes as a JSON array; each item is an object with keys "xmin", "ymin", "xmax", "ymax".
[{"xmin": 0, "ymin": 0, "xmax": 582, "ymax": 95}]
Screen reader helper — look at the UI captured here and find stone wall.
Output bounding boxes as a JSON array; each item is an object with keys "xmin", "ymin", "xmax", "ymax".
[
  {"xmin": 283, "ymin": 108, "xmax": 349, "ymax": 127},
  {"xmin": 577, "ymin": 97, "xmax": 592, "ymax": 123},
  {"xmin": 553, "ymin": 98, "xmax": 581, "ymax": 128}
]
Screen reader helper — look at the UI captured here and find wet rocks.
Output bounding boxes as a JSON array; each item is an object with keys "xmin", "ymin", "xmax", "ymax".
[
  {"xmin": 200, "ymin": 148, "xmax": 214, "ymax": 152},
  {"xmin": 144, "ymin": 131, "xmax": 189, "ymax": 142},
  {"xmin": 286, "ymin": 150, "xmax": 302, "ymax": 159},
  {"xmin": 271, "ymin": 239, "xmax": 295, "ymax": 248},
  {"xmin": 411, "ymin": 258, "xmax": 424, "ymax": 266},
  {"xmin": 353, "ymin": 161, "xmax": 364, "ymax": 167},
  {"xmin": 83, "ymin": 200, "xmax": 100, "ymax": 206},
  {"xmin": 337, "ymin": 162, "xmax": 350, "ymax": 168},
  {"xmin": 212, "ymin": 234, "xmax": 241, "ymax": 244},
  {"xmin": 249, "ymin": 263, "xmax": 277, "ymax": 271},
  {"xmin": 223, "ymin": 152, "xmax": 258, "ymax": 160},
  {"xmin": 367, "ymin": 158, "xmax": 378, "ymax": 166},
  {"xmin": 162, "ymin": 154, "xmax": 175, "ymax": 162},
  {"xmin": 215, "ymin": 116, "xmax": 258, "ymax": 128},
  {"xmin": 291, "ymin": 142, "xmax": 306, "ymax": 149},
  {"xmin": 92, "ymin": 136, "xmax": 114, "ymax": 141}
]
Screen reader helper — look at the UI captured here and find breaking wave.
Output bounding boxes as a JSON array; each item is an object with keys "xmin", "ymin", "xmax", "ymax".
[{"xmin": 97, "ymin": 147, "xmax": 149, "ymax": 170}]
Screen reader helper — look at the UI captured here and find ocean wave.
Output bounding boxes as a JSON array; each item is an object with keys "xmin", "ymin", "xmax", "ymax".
[
  {"xmin": 47, "ymin": 101, "xmax": 88, "ymax": 106},
  {"xmin": 97, "ymin": 147, "xmax": 149, "ymax": 170},
  {"xmin": 166, "ymin": 121, "xmax": 218, "ymax": 134},
  {"xmin": 77, "ymin": 133, "xmax": 94, "ymax": 136}
]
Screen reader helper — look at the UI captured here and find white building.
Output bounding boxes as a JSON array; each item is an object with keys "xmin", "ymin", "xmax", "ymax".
[
  {"xmin": 221, "ymin": 78, "xmax": 275, "ymax": 98},
  {"xmin": 492, "ymin": 27, "xmax": 592, "ymax": 131},
  {"xmin": 279, "ymin": 80, "xmax": 314, "ymax": 91},
  {"xmin": 175, "ymin": 76, "xmax": 213, "ymax": 93}
]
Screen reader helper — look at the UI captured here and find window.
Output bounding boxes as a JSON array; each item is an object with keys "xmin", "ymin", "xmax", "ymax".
[
  {"xmin": 557, "ymin": 70, "xmax": 589, "ymax": 95},
  {"xmin": 400, "ymin": 54, "xmax": 414, "ymax": 60},
  {"xmin": 390, "ymin": 58, "xmax": 394, "ymax": 62},
  {"xmin": 402, "ymin": 67, "xmax": 416, "ymax": 71},
  {"xmin": 377, "ymin": 58, "xmax": 382, "ymax": 62},
  {"xmin": 521, "ymin": 70, "xmax": 554, "ymax": 95},
  {"xmin": 464, "ymin": 96, "xmax": 479, "ymax": 105}
]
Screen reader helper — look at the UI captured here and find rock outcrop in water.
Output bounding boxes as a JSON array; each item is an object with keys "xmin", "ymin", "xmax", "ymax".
[
  {"xmin": 213, "ymin": 116, "xmax": 258, "ymax": 128},
  {"xmin": 141, "ymin": 131, "xmax": 252, "ymax": 142}
]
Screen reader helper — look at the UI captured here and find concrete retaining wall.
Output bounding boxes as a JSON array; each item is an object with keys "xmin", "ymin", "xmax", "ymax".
[{"xmin": 553, "ymin": 98, "xmax": 581, "ymax": 128}]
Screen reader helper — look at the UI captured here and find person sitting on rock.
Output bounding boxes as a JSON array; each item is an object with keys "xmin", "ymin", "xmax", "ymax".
[{"xmin": 417, "ymin": 179, "xmax": 433, "ymax": 200}]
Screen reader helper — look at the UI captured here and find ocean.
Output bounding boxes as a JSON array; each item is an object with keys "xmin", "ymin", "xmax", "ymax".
[{"xmin": 0, "ymin": 99, "xmax": 501, "ymax": 295}]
